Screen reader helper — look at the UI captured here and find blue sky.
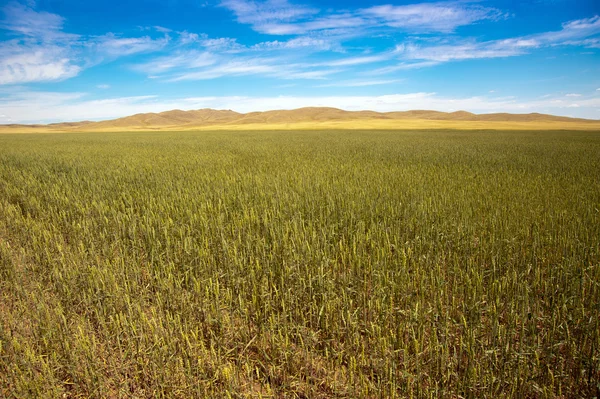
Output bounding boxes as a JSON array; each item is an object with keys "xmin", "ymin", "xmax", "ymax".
[{"xmin": 0, "ymin": 0, "xmax": 599, "ymax": 123}]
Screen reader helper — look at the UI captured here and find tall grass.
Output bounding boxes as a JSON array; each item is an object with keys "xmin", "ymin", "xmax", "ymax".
[{"xmin": 0, "ymin": 129, "xmax": 599, "ymax": 398}]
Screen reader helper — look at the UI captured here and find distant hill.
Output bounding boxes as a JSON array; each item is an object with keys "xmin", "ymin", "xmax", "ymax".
[
  {"xmin": 2, "ymin": 107, "xmax": 599, "ymax": 133},
  {"xmin": 87, "ymin": 109, "xmax": 242, "ymax": 129}
]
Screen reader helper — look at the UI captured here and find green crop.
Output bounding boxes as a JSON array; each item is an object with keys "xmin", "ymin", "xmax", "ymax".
[{"xmin": 0, "ymin": 129, "xmax": 599, "ymax": 398}]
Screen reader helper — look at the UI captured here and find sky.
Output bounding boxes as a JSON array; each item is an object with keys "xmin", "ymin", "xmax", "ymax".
[{"xmin": 0, "ymin": 0, "xmax": 599, "ymax": 123}]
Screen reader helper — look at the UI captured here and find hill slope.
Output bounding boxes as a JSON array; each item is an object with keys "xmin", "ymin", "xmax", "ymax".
[{"xmin": 2, "ymin": 107, "xmax": 599, "ymax": 132}]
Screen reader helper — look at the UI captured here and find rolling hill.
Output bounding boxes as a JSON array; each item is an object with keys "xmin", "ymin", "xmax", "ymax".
[{"xmin": 2, "ymin": 107, "xmax": 600, "ymax": 133}]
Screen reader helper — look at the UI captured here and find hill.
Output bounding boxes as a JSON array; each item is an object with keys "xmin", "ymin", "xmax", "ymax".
[{"xmin": 1, "ymin": 107, "xmax": 599, "ymax": 133}]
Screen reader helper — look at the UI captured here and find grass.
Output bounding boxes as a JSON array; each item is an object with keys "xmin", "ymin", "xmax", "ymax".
[{"xmin": 0, "ymin": 129, "xmax": 599, "ymax": 398}]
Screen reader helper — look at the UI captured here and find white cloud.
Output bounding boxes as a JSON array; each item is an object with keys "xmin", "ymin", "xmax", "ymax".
[
  {"xmin": 220, "ymin": 0, "xmax": 318, "ymax": 33},
  {"xmin": 165, "ymin": 56, "xmax": 339, "ymax": 81},
  {"xmin": 565, "ymin": 93, "xmax": 581, "ymax": 97},
  {"xmin": 220, "ymin": 0, "xmax": 504, "ymax": 35},
  {"xmin": 134, "ymin": 51, "xmax": 217, "ymax": 74},
  {"xmin": 361, "ymin": 3, "xmax": 505, "ymax": 33},
  {"xmin": 0, "ymin": 42, "xmax": 80, "ymax": 84},
  {"xmin": 0, "ymin": 2, "xmax": 175, "ymax": 85},
  {"xmin": 320, "ymin": 54, "xmax": 389, "ymax": 67},
  {"xmin": 167, "ymin": 58, "xmax": 280, "ymax": 81},
  {"xmin": 210, "ymin": 12, "xmax": 600, "ymax": 81},
  {"xmin": 315, "ymin": 79, "xmax": 402, "ymax": 87},
  {"xmin": 96, "ymin": 33, "xmax": 169, "ymax": 56},
  {"xmin": 375, "ymin": 15, "xmax": 600, "ymax": 70},
  {"xmin": 3, "ymin": 90, "xmax": 599, "ymax": 124},
  {"xmin": 0, "ymin": 2, "xmax": 83, "ymax": 84},
  {"xmin": 535, "ymin": 16, "xmax": 600, "ymax": 44},
  {"xmin": 166, "ymin": 32, "xmax": 246, "ymax": 51},
  {"xmin": 97, "ymin": 84, "xmax": 110, "ymax": 89},
  {"xmin": 134, "ymin": 44, "xmax": 346, "ymax": 81},
  {"xmin": 395, "ymin": 38, "xmax": 535, "ymax": 62},
  {"xmin": 285, "ymin": 69, "xmax": 341, "ymax": 80},
  {"xmin": 201, "ymin": 37, "xmax": 243, "ymax": 51},
  {"xmin": 256, "ymin": 14, "xmax": 367, "ymax": 35},
  {"xmin": 0, "ymin": 1, "xmax": 74, "ymax": 40},
  {"xmin": 253, "ymin": 37, "xmax": 334, "ymax": 51},
  {"xmin": 178, "ymin": 31, "xmax": 200, "ymax": 44},
  {"xmin": 368, "ymin": 61, "xmax": 440, "ymax": 75},
  {"xmin": 135, "ymin": 44, "xmax": 392, "ymax": 82},
  {"xmin": 154, "ymin": 26, "xmax": 172, "ymax": 33}
]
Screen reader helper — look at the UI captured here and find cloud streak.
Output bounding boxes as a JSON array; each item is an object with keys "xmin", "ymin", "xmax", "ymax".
[
  {"xmin": 371, "ymin": 15, "xmax": 600, "ymax": 73},
  {"xmin": 220, "ymin": 0, "xmax": 505, "ymax": 35},
  {"xmin": 164, "ymin": 56, "xmax": 342, "ymax": 81},
  {"xmin": 0, "ymin": 1, "xmax": 75, "ymax": 40},
  {"xmin": 95, "ymin": 33, "xmax": 170, "ymax": 56},
  {"xmin": 221, "ymin": 0, "xmax": 318, "ymax": 27},
  {"xmin": 362, "ymin": 3, "xmax": 506, "ymax": 33},
  {"xmin": 314, "ymin": 79, "xmax": 403, "ymax": 87}
]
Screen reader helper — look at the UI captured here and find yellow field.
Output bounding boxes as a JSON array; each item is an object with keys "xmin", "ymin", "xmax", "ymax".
[{"xmin": 2, "ymin": 118, "xmax": 600, "ymax": 133}]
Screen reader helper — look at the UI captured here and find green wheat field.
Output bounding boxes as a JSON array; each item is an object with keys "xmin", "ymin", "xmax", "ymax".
[{"xmin": 1, "ymin": 129, "xmax": 599, "ymax": 398}]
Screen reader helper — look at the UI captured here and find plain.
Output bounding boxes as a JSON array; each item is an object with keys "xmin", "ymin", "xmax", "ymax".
[{"xmin": 0, "ymin": 129, "xmax": 599, "ymax": 398}]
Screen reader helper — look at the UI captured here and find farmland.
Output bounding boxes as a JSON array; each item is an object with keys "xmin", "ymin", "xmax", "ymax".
[{"xmin": 0, "ymin": 129, "xmax": 599, "ymax": 398}]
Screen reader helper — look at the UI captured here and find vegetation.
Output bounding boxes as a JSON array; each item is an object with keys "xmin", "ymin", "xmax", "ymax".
[{"xmin": 0, "ymin": 129, "xmax": 599, "ymax": 398}]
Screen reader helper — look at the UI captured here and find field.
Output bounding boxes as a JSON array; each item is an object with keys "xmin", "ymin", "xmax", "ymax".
[{"xmin": 0, "ymin": 129, "xmax": 599, "ymax": 398}]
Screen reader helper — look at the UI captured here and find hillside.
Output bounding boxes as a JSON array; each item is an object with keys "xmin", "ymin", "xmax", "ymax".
[{"xmin": 2, "ymin": 107, "xmax": 600, "ymax": 133}]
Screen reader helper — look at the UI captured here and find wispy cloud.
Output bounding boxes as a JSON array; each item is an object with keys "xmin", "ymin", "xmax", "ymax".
[
  {"xmin": 563, "ymin": 38, "xmax": 600, "ymax": 49},
  {"xmin": 134, "ymin": 43, "xmax": 393, "ymax": 82},
  {"xmin": 200, "ymin": 37, "xmax": 244, "ymax": 51},
  {"xmin": 133, "ymin": 13, "xmax": 599, "ymax": 83},
  {"xmin": 534, "ymin": 15, "xmax": 600, "ymax": 44},
  {"xmin": 362, "ymin": 3, "xmax": 506, "ymax": 33},
  {"xmin": 315, "ymin": 79, "xmax": 403, "ymax": 88},
  {"xmin": 395, "ymin": 39, "xmax": 533, "ymax": 62},
  {"xmin": 158, "ymin": 12, "xmax": 599, "ymax": 83},
  {"xmin": 0, "ymin": 1, "xmax": 75, "ymax": 40},
  {"xmin": 220, "ymin": 0, "xmax": 319, "ymax": 35},
  {"xmin": 254, "ymin": 13, "xmax": 367, "ymax": 35},
  {"xmin": 167, "ymin": 58, "xmax": 279, "ymax": 81},
  {"xmin": 95, "ymin": 33, "xmax": 170, "ymax": 56},
  {"xmin": 220, "ymin": 0, "xmax": 505, "ymax": 35},
  {"xmin": 253, "ymin": 37, "xmax": 334, "ymax": 51},
  {"xmin": 134, "ymin": 51, "xmax": 217, "ymax": 74},
  {"xmin": 368, "ymin": 61, "xmax": 441, "ymax": 75},
  {"xmin": 164, "ymin": 55, "xmax": 340, "ymax": 82},
  {"xmin": 320, "ymin": 54, "xmax": 390, "ymax": 67},
  {"xmin": 371, "ymin": 15, "xmax": 600, "ymax": 73}
]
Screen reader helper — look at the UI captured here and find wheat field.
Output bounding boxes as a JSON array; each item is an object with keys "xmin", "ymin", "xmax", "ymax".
[{"xmin": 0, "ymin": 129, "xmax": 599, "ymax": 398}]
